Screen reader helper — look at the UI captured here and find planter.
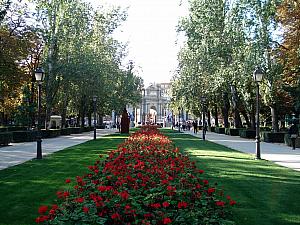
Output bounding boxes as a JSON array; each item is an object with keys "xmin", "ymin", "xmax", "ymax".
[
  {"xmin": 239, "ymin": 129, "xmax": 256, "ymax": 139},
  {"xmin": 12, "ymin": 130, "xmax": 38, "ymax": 142},
  {"xmin": 225, "ymin": 128, "xmax": 243, "ymax": 136},
  {"xmin": 215, "ymin": 127, "xmax": 225, "ymax": 134},
  {"xmin": 0, "ymin": 132, "xmax": 13, "ymax": 146},
  {"xmin": 61, "ymin": 128, "xmax": 72, "ymax": 135},
  {"xmin": 208, "ymin": 126, "xmax": 215, "ymax": 132},
  {"xmin": 41, "ymin": 129, "xmax": 61, "ymax": 138},
  {"xmin": 261, "ymin": 131, "xmax": 286, "ymax": 143}
]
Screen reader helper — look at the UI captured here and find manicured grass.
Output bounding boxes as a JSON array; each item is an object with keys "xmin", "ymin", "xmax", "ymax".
[
  {"xmin": 1, "ymin": 128, "xmax": 300, "ymax": 225},
  {"xmin": 162, "ymin": 130, "xmax": 300, "ymax": 225},
  {"xmin": 0, "ymin": 133, "xmax": 128, "ymax": 225}
]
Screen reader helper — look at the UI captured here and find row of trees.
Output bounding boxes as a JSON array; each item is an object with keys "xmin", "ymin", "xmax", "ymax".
[
  {"xmin": 0, "ymin": 0, "xmax": 143, "ymax": 128},
  {"xmin": 171, "ymin": 0, "xmax": 300, "ymax": 131}
]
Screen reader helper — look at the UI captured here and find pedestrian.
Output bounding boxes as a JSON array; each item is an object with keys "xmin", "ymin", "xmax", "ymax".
[
  {"xmin": 288, "ymin": 122, "xmax": 298, "ymax": 150},
  {"xmin": 193, "ymin": 121, "xmax": 198, "ymax": 134}
]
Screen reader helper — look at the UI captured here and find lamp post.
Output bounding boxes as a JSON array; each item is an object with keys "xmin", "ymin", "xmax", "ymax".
[
  {"xmin": 178, "ymin": 107, "xmax": 181, "ymax": 132},
  {"xmin": 253, "ymin": 67, "xmax": 264, "ymax": 159},
  {"xmin": 93, "ymin": 95, "xmax": 97, "ymax": 140},
  {"xmin": 201, "ymin": 96, "xmax": 207, "ymax": 140},
  {"xmin": 35, "ymin": 67, "xmax": 45, "ymax": 159}
]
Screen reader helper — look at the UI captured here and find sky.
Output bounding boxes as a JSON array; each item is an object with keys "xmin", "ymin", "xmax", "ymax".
[{"xmin": 88, "ymin": 0, "xmax": 189, "ymax": 86}]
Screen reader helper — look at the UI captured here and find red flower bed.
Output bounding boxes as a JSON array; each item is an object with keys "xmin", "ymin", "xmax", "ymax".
[{"xmin": 36, "ymin": 126, "xmax": 236, "ymax": 224}]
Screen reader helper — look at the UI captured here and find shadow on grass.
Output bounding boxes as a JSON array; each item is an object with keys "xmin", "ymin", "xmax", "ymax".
[
  {"xmin": 164, "ymin": 131, "xmax": 300, "ymax": 225},
  {"xmin": 0, "ymin": 134, "xmax": 127, "ymax": 225}
]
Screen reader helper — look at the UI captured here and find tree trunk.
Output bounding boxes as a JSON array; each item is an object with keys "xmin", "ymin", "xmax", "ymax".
[
  {"xmin": 207, "ymin": 110, "xmax": 211, "ymax": 127},
  {"xmin": 250, "ymin": 103, "xmax": 256, "ymax": 130},
  {"xmin": 88, "ymin": 112, "xmax": 92, "ymax": 127},
  {"xmin": 214, "ymin": 104, "xmax": 219, "ymax": 127},
  {"xmin": 222, "ymin": 92, "xmax": 230, "ymax": 128},
  {"xmin": 61, "ymin": 93, "xmax": 68, "ymax": 128},
  {"xmin": 80, "ymin": 95, "xmax": 86, "ymax": 128},
  {"xmin": 240, "ymin": 108, "xmax": 251, "ymax": 128},
  {"xmin": 270, "ymin": 105, "xmax": 279, "ymax": 132}
]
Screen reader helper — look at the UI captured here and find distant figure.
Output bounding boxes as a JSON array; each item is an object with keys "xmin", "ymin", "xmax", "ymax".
[
  {"xmin": 121, "ymin": 108, "xmax": 130, "ymax": 134},
  {"xmin": 288, "ymin": 123, "xmax": 298, "ymax": 150},
  {"xmin": 193, "ymin": 121, "xmax": 198, "ymax": 134}
]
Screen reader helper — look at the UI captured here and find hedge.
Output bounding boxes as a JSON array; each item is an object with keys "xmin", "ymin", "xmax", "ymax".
[
  {"xmin": 69, "ymin": 127, "xmax": 83, "ymax": 134},
  {"xmin": 284, "ymin": 134, "xmax": 300, "ymax": 148},
  {"xmin": 8, "ymin": 126, "xmax": 28, "ymax": 132},
  {"xmin": 61, "ymin": 128, "xmax": 72, "ymax": 135},
  {"xmin": 215, "ymin": 127, "xmax": 225, "ymax": 134},
  {"xmin": 97, "ymin": 125, "xmax": 106, "ymax": 129},
  {"xmin": 0, "ymin": 132, "xmax": 13, "ymax": 146},
  {"xmin": 225, "ymin": 128, "xmax": 244, "ymax": 136},
  {"xmin": 208, "ymin": 126, "xmax": 215, "ymax": 132},
  {"xmin": 239, "ymin": 129, "xmax": 256, "ymax": 139},
  {"xmin": 260, "ymin": 131, "xmax": 286, "ymax": 143},
  {"xmin": 0, "ymin": 127, "xmax": 8, "ymax": 132},
  {"xmin": 41, "ymin": 129, "xmax": 61, "ymax": 138},
  {"xmin": 12, "ymin": 130, "xmax": 38, "ymax": 142}
]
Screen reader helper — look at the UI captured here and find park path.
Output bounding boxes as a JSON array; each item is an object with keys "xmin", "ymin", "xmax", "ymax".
[
  {"xmin": 0, "ymin": 129, "xmax": 116, "ymax": 170},
  {"xmin": 184, "ymin": 130, "xmax": 300, "ymax": 171}
]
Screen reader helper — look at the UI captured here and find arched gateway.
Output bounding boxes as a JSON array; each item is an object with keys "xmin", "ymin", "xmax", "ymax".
[{"xmin": 128, "ymin": 83, "xmax": 173, "ymax": 127}]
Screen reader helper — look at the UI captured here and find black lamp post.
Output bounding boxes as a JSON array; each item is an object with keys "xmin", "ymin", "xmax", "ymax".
[
  {"xmin": 35, "ymin": 67, "xmax": 45, "ymax": 159},
  {"xmin": 178, "ymin": 107, "xmax": 181, "ymax": 132},
  {"xmin": 253, "ymin": 67, "xmax": 264, "ymax": 159},
  {"xmin": 93, "ymin": 95, "xmax": 97, "ymax": 140},
  {"xmin": 201, "ymin": 96, "xmax": 207, "ymax": 140}
]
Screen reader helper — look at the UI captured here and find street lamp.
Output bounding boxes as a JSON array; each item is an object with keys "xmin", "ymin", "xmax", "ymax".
[
  {"xmin": 35, "ymin": 67, "xmax": 45, "ymax": 159},
  {"xmin": 178, "ymin": 107, "xmax": 181, "ymax": 132},
  {"xmin": 253, "ymin": 67, "xmax": 264, "ymax": 159},
  {"xmin": 93, "ymin": 95, "xmax": 97, "ymax": 140},
  {"xmin": 201, "ymin": 96, "xmax": 207, "ymax": 140}
]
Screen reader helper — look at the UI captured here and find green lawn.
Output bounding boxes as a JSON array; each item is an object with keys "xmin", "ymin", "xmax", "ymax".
[
  {"xmin": 163, "ymin": 130, "xmax": 300, "ymax": 225},
  {"xmin": 0, "ymin": 129, "xmax": 299, "ymax": 225}
]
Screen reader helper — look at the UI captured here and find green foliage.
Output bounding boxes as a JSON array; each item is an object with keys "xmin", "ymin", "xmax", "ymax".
[{"xmin": 173, "ymin": 0, "xmax": 291, "ymax": 131}]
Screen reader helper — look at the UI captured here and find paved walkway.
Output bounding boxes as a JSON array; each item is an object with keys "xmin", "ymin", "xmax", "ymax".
[
  {"xmin": 184, "ymin": 130, "xmax": 300, "ymax": 171},
  {"xmin": 0, "ymin": 129, "xmax": 116, "ymax": 170}
]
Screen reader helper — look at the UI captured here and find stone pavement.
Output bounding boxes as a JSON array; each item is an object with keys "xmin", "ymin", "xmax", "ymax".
[
  {"xmin": 184, "ymin": 130, "xmax": 300, "ymax": 171},
  {"xmin": 0, "ymin": 129, "xmax": 116, "ymax": 170}
]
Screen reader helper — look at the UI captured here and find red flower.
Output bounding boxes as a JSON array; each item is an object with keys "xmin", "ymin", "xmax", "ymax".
[
  {"xmin": 38, "ymin": 205, "xmax": 48, "ymax": 214},
  {"xmin": 178, "ymin": 201, "xmax": 188, "ymax": 209},
  {"xmin": 198, "ymin": 169, "xmax": 204, "ymax": 174},
  {"xmin": 65, "ymin": 178, "xmax": 71, "ymax": 183},
  {"xmin": 207, "ymin": 187, "xmax": 215, "ymax": 194},
  {"xmin": 83, "ymin": 206, "xmax": 89, "ymax": 213},
  {"xmin": 111, "ymin": 212, "xmax": 121, "ymax": 220},
  {"xmin": 35, "ymin": 215, "xmax": 49, "ymax": 223},
  {"xmin": 151, "ymin": 203, "xmax": 161, "ymax": 209},
  {"xmin": 75, "ymin": 197, "xmax": 84, "ymax": 203},
  {"xmin": 63, "ymin": 191, "xmax": 70, "ymax": 198},
  {"xmin": 230, "ymin": 200, "xmax": 236, "ymax": 206},
  {"xmin": 162, "ymin": 201, "xmax": 170, "ymax": 208},
  {"xmin": 163, "ymin": 217, "xmax": 172, "ymax": 224},
  {"xmin": 97, "ymin": 186, "xmax": 107, "ymax": 192},
  {"xmin": 216, "ymin": 201, "xmax": 225, "ymax": 207},
  {"xmin": 120, "ymin": 191, "xmax": 129, "ymax": 200}
]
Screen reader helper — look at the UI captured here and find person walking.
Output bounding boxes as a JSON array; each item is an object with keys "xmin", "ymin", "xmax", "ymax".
[
  {"xmin": 288, "ymin": 122, "xmax": 298, "ymax": 150},
  {"xmin": 193, "ymin": 121, "xmax": 198, "ymax": 134}
]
